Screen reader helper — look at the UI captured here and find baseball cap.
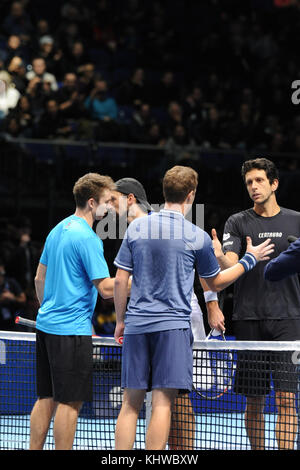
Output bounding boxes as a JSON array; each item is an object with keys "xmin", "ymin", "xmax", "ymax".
[{"xmin": 115, "ymin": 177, "xmax": 152, "ymax": 212}]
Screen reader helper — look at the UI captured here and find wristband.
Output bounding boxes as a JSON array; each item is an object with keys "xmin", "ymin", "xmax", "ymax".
[
  {"xmin": 204, "ymin": 290, "xmax": 218, "ymax": 303},
  {"xmin": 238, "ymin": 252, "xmax": 257, "ymax": 272}
]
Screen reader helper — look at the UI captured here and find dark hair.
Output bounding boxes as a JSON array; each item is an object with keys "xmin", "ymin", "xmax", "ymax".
[
  {"xmin": 73, "ymin": 172, "xmax": 115, "ymax": 208},
  {"xmin": 241, "ymin": 158, "xmax": 279, "ymax": 185},
  {"xmin": 163, "ymin": 166, "xmax": 198, "ymax": 203}
]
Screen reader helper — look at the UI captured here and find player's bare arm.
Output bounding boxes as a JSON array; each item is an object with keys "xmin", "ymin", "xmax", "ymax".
[
  {"xmin": 113, "ymin": 268, "xmax": 131, "ymax": 341},
  {"xmin": 93, "ymin": 276, "xmax": 131, "ymax": 299},
  {"xmin": 34, "ymin": 262, "xmax": 47, "ymax": 305},
  {"xmin": 203, "ymin": 237, "xmax": 274, "ymax": 292},
  {"xmin": 200, "ymin": 278, "xmax": 225, "ymax": 332},
  {"xmin": 211, "ymin": 228, "xmax": 238, "ymax": 269}
]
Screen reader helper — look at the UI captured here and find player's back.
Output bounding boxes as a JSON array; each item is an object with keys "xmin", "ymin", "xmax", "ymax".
[{"xmin": 115, "ymin": 209, "xmax": 219, "ymax": 334}]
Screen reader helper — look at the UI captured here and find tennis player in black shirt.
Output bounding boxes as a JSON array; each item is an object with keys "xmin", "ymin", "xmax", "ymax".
[{"xmin": 212, "ymin": 158, "xmax": 300, "ymax": 450}]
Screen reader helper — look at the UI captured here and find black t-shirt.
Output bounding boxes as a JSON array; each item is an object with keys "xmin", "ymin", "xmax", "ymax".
[{"xmin": 222, "ymin": 207, "xmax": 300, "ymax": 320}]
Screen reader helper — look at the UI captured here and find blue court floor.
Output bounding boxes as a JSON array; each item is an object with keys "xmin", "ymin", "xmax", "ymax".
[{"xmin": 0, "ymin": 413, "xmax": 291, "ymax": 450}]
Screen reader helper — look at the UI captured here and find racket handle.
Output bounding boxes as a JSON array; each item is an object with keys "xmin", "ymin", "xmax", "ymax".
[
  {"xmin": 116, "ymin": 336, "xmax": 123, "ymax": 345},
  {"xmin": 15, "ymin": 316, "xmax": 37, "ymax": 328},
  {"xmin": 206, "ymin": 328, "xmax": 226, "ymax": 341}
]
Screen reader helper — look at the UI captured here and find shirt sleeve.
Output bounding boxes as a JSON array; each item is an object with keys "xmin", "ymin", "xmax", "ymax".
[
  {"xmin": 39, "ymin": 239, "xmax": 49, "ymax": 266},
  {"xmin": 78, "ymin": 236, "xmax": 110, "ymax": 281},
  {"xmin": 114, "ymin": 234, "xmax": 133, "ymax": 272},
  {"xmin": 195, "ymin": 231, "xmax": 221, "ymax": 278},
  {"xmin": 222, "ymin": 215, "xmax": 242, "ymax": 256},
  {"xmin": 264, "ymin": 237, "xmax": 300, "ymax": 281}
]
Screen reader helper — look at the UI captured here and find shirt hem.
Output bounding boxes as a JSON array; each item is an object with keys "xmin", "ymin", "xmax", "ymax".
[{"xmin": 36, "ymin": 324, "xmax": 92, "ymax": 336}]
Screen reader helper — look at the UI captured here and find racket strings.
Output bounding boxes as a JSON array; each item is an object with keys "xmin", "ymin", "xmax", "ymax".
[{"xmin": 193, "ymin": 349, "xmax": 235, "ymax": 399}]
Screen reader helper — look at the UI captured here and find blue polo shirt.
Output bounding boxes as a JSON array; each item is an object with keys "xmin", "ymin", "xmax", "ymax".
[
  {"xmin": 36, "ymin": 215, "xmax": 110, "ymax": 335},
  {"xmin": 114, "ymin": 209, "xmax": 220, "ymax": 334}
]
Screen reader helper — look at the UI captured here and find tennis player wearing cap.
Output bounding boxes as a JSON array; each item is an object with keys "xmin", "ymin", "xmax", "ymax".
[
  {"xmin": 111, "ymin": 177, "xmax": 153, "ymax": 222},
  {"xmin": 113, "ymin": 165, "xmax": 274, "ymax": 450},
  {"xmin": 30, "ymin": 173, "xmax": 119, "ymax": 450}
]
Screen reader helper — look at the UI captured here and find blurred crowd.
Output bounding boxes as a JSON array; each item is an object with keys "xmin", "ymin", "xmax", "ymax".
[
  {"xmin": 0, "ymin": 216, "xmax": 42, "ymax": 330},
  {"xmin": 0, "ymin": 0, "xmax": 299, "ymax": 153}
]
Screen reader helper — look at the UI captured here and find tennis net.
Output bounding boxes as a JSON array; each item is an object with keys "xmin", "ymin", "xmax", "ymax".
[{"xmin": 1, "ymin": 330, "xmax": 300, "ymax": 450}]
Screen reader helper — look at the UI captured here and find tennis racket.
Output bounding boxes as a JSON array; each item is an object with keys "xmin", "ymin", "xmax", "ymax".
[
  {"xmin": 15, "ymin": 316, "xmax": 36, "ymax": 328},
  {"xmin": 193, "ymin": 328, "xmax": 235, "ymax": 399},
  {"xmin": 15, "ymin": 316, "xmax": 124, "ymax": 346}
]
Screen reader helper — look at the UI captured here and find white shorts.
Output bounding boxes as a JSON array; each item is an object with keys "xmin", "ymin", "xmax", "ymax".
[{"xmin": 190, "ymin": 291, "xmax": 206, "ymax": 341}]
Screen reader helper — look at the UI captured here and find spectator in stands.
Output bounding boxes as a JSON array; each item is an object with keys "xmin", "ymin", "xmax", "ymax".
[
  {"xmin": 115, "ymin": 67, "xmax": 148, "ymax": 106},
  {"xmin": 77, "ymin": 63, "xmax": 97, "ymax": 96},
  {"xmin": 57, "ymin": 21, "xmax": 81, "ymax": 55},
  {"xmin": 85, "ymin": 79, "xmax": 118, "ymax": 121},
  {"xmin": 3, "ymin": 34, "xmax": 28, "ymax": 66},
  {"xmin": 128, "ymin": 103, "xmax": 153, "ymax": 143},
  {"xmin": 7, "ymin": 225, "xmax": 40, "ymax": 292},
  {"xmin": 37, "ymin": 36, "xmax": 55, "ymax": 69},
  {"xmin": 151, "ymin": 71, "xmax": 180, "ymax": 107},
  {"xmin": 165, "ymin": 124, "xmax": 196, "ymax": 163},
  {"xmin": 269, "ymin": 131, "xmax": 285, "ymax": 153},
  {"xmin": 6, "ymin": 95, "xmax": 33, "ymax": 137},
  {"xmin": 26, "ymin": 57, "xmax": 58, "ymax": 91},
  {"xmin": 183, "ymin": 85, "xmax": 205, "ymax": 126},
  {"xmin": 55, "ymin": 72, "xmax": 85, "ymax": 120},
  {"xmin": 253, "ymin": 114, "xmax": 282, "ymax": 150},
  {"xmin": 165, "ymin": 101, "xmax": 184, "ymax": 136},
  {"xmin": 66, "ymin": 41, "xmax": 91, "ymax": 73},
  {"xmin": 36, "ymin": 99, "xmax": 72, "ymax": 139},
  {"xmin": 0, "ymin": 259, "xmax": 26, "ymax": 330},
  {"xmin": 195, "ymin": 105, "xmax": 230, "ymax": 149},
  {"xmin": 144, "ymin": 122, "xmax": 166, "ymax": 146},
  {"xmin": 36, "ymin": 18, "xmax": 51, "ymax": 42},
  {"xmin": 7, "ymin": 56, "xmax": 28, "ymax": 94},
  {"xmin": 2, "ymin": 116, "xmax": 21, "ymax": 138},
  {"xmin": 167, "ymin": 124, "xmax": 192, "ymax": 147},
  {"xmin": 0, "ymin": 70, "xmax": 21, "ymax": 119},
  {"xmin": 2, "ymin": 1, "xmax": 33, "ymax": 42},
  {"xmin": 226, "ymin": 103, "xmax": 256, "ymax": 150},
  {"xmin": 25, "ymin": 76, "xmax": 55, "ymax": 119},
  {"xmin": 85, "ymin": 79, "xmax": 119, "ymax": 142}
]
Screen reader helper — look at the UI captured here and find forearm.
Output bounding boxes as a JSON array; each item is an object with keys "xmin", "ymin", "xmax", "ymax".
[
  {"xmin": 205, "ymin": 262, "xmax": 245, "ymax": 292},
  {"xmin": 34, "ymin": 279, "xmax": 44, "ymax": 305},
  {"xmin": 99, "ymin": 277, "xmax": 115, "ymax": 299},
  {"xmin": 264, "ymin": 250, "xmax": 300, "ymax": 281},
  {"xmin": 200, "ymin": 279, "xmax": 225, "ymax": 331},
  {"xmin": 206, "ymin": 300, "xmax": 225, "ymax": 331},
  {"xmin": 114, "ymin": 279, "xmax": 129, "ymax": 324},
  {"xmin": 215, "ymin": 252, "xmax": 237, "ymax": 270}
]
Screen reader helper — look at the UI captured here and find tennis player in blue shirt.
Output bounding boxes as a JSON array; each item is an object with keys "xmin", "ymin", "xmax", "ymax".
[
  {"xmin": 113, "ymin": 165, "xmax": 274, "ymax": 450},
  {"xmin": 30, "ymin": 173, "xmax": 119, "ymax": 450}
]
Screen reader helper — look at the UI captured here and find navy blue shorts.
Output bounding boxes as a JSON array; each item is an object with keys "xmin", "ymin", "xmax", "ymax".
[{"xmin": 121, "ymin": 328, "xmax": 194, "ymax": 394}]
